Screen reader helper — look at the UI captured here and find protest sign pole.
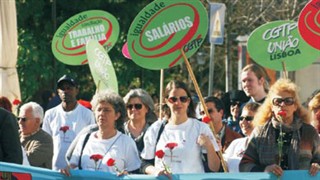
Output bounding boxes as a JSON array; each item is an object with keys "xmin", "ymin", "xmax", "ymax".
[
  {"xmin": 180, "ymin": 48, "xmax": 228, "ymax": 172},
  {"xmin": 281, "ymin": 62, "xmax": 287, "ymax": 79},
  {"xmin": 159, "ymin": 69, "xmax": 164, "ymax": 120}
]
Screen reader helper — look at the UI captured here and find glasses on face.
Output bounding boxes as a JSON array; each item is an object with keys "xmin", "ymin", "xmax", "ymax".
[
  {"xmin": 239, "ymin": 116, "xmax": 254, "ymax": 121},
  {"xmin": 167, "ymin": 96, "xmax": 189, "ymax": 103},
  {"xmin": 127, "ymin": 103, "xmax": 143, "ymax": 110},
  {"xmin": 200, "ymin": 109, "xmax": 213, "ymax": 115},
  {"xmin": 17, "ymin": 117, "xmax": 28, "ymax": 122},
  {"xmin": 272, "ymin": 97, "xmax": 295, "ymax": 106},
  {"xmin": 231, "ymin": 101, "xmax": 241, "ymax": 107}
]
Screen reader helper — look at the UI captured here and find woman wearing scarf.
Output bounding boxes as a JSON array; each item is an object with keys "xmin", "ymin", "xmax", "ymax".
[{"xmin": 239, "ymin": 78, "xmax": 320, "ymax": 177}]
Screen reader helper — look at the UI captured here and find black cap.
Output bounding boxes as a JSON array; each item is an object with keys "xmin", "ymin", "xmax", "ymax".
[{"xmin": 57, "ymin": 75, "xmax": 77, "ymax": 89}]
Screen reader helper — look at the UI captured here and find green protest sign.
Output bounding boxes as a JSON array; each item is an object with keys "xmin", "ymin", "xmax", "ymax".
[
  {"xmin": 52, "ymin": 10, "xmax": 119, "ymax": 65},
  {"xmin": 127, "ymin": 0, "xmax": 208, "ymax": 70},
  {"xmin": 86, "ymin": 40, "xmax": 118, "ymax": 93},
  {"xmin": 247, "ymin": 20, "xmax": 319, "ymax": 71}
]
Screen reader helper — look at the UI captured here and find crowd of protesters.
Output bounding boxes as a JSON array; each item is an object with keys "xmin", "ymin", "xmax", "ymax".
[{"xmin": 1, "ymin": 63, "xmax": 320, "ymax": 179}]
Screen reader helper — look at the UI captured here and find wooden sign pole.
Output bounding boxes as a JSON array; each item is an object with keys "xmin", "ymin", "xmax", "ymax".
[{"xmin": 180, "ymin": 49, "xmax": 228, "ymax": 172}]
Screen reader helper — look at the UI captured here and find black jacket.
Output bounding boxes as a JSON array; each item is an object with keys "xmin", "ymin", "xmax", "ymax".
[{"xmin": 0, "ymin": 108, "xmax": 22, "ymax": 164}]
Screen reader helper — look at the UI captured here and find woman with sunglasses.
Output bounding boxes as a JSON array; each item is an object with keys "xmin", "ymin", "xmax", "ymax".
[
  {"xmin": 239, "ymin": 78, "xmax": 320, "ymax": 177},
  {"xmin": 223, "ymin": 102, "xmax": 260, "ymax": 172},
  {"xmin": 60, "ymin": 90, "xmax": 140, "ymax": 176},
  {"xmin": 140, "ymin": 80, "xmax": 221, "ymax": 176},
  {"xmin": 123, "ymin": 88, "xmax": 157, "ymax": 154}
]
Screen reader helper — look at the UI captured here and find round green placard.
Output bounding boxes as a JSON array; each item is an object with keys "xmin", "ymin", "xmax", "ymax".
[
  {"xmin": 52, "ymin": 10, "xmax": 119, "ymax": 65},
  {"xmin": 247, "ymin": 20, "xmax": 319, "ymax": 71},
  {"xmin": 127, "ymin": 0, "xmax": 208, "ymax": 70}
]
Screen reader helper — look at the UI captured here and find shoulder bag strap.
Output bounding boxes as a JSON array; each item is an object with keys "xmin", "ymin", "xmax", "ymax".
[
  {"xmin": 156, "ymin": 120, "xmax": 167, "ymax": 145},
  {"xmin": 78, "ymin": 132, "xmax": 91, "ymax": 170}
]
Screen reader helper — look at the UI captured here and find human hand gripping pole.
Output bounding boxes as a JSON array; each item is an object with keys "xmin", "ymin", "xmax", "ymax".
[{"xmin": 180, "ymin": 49, "xmax": 228, "ymax": 172}]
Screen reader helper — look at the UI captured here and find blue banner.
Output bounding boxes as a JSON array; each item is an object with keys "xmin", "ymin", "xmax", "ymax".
[{"xmin": 0, "ymin": 162, "xmax": 319, "ymax": 180}]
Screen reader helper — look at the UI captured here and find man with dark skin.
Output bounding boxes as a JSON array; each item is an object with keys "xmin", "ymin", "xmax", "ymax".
[{"xmin": 42, "ymin": 75, "xmax": 95, "ymax": 170}]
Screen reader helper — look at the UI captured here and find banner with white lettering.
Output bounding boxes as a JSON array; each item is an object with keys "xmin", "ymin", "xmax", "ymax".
[
  {"xmin": 86, "ymin": 40, "xmax": 118, "ymax": 93},
  {"xmin": 247, "ymin": 20, "xmax": 319, "ymax": 71},
  {"xmin": 208, "ymin": 3, "xmax": 226, "ymax": 45},
  {"xmin": 52, "ymin": 10, "xmax": 119, "ymax": 65},
  {"xmin": 127, "ymin": 0, "xmax": 208, "ymax": 70},
  {"xmin": 1, "ymin": 162, "xmax": 320, "ymax": 180}
]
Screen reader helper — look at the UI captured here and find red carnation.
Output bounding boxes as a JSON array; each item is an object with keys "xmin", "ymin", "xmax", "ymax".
[
  {"xmin": 276, "ymin": 110, "xmax": 287, "ymax": 169},
  {"xmin": 90, "ymin": 154, "xmax": 103, "ymax": 161},
  {"xmin": 59, "ymin": 126, "xmax": 69, "ymax": 133},
  {"xmin": 165, "ymin": 142, "xmax": 178, "ymax": 163},
  {"xmin": 202, "ymin": 116, "xmax": 211, "ymax": 124},
  {"xmin": 277, "ymin": 110, "xmax": 287, "ymax": 118},
  {"xmin": 12, "ymin": 99, "xmax": 21, "ymax": 105},
  {"xmin": 90, "ymin": 154, "xmax": 103, "ymax": 170},
  {"xmin": 165, "ymin": 142, "xmax": 178, "ymax": 150},
  {"xmin": 106, "ymin": 158, "xmax": 122, "ymax": 173},
  {"xmin": 60, "ymin": 126, "xmax": 69, "ymax": 141},
  {"xmin": 155, "ymin": 149, "xmax": 171, "ymax": 173},
  {"xmin": 155, "ymin": 150, "xmax": 165, "ymax": 159},
  {"xmin": 107, "ymin": 158, "xmax": 116, "ymax": 167}
]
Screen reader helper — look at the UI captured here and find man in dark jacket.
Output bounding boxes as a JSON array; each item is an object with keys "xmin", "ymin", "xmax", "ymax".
[{"xmin": 0, "ymin": 108, "xmax": 22, "ymax": 164}]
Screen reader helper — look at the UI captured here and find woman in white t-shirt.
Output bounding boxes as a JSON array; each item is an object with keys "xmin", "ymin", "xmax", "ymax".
[
  {"xmin": 223, "ymin": 102, "xmax": 260, "ymax": 172},
  {"xmin": 141, "ymin": 80, "xmax": 220, "ymax": 177},
  {"xmin": 60, "ymin": 90, "xmax": 141, "ymax": 176}
]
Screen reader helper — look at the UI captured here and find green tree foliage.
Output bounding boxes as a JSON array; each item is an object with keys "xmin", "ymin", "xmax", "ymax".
[{"xmin": 16, "ymin": 0, "xmax": 307, "ymax": 105}]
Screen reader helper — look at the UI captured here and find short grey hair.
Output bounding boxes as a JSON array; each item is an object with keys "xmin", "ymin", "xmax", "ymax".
[
  {"xmin": 123, "ymin": 88, "xmax": 157, "ymax": 123},
  {"xmin": 20, "ymin": 102, "xmax": 44, "ymax": 124},
  {"xmin": 91, "ymin": 90, "xmax": 127, "ymax": 130}
]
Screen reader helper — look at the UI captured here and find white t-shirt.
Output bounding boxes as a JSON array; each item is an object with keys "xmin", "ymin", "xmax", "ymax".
[
  {"xmin": 141, "ymin": 118, "xmax": 220, "ymax": 173},
  {"xmin": 223, "ymin": 137, "xmax": 250, "ymax": 173},
  {"xmin": 70, "ymin": 131, "xmax": 141, "ymax": 173},
  {"xmin": 42, "ymin": 103, "xmax": 95, "ymax": 170}
]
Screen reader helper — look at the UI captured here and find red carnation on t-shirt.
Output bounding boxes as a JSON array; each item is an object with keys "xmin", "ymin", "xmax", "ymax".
[
  {"xmin": 165, "ymin": 142, "xmax": 178, "ymax": 150},
  {"xmin": 90, "ymin": 154, "xmax": 103, "ymax": 170},
  {"xmin": 59, "ymin": 126, "xmax": 69, "ymax": 133}
]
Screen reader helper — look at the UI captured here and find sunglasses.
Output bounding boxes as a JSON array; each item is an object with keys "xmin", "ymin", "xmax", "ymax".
[
  {"xmin": 167, "ymin": 96, "xmax": 189, "ymax": 103},
  {"xmin": 17, "ymin": 117, "xmax": 28, "ymax": 122},
  {"xmin": 272, "ymin": 97, "xmax": 295, "ymax": 106},
  {"xmin": 200, "ymin": 109, "xmax": 213, "ymax": 115},
  {"xmin": 239, "ymin": 116, "xmax": 254, "ymax": 121},
  {"xmin": 127, "ymin": 103, "xmax": 143, "ymax": 110},
  {"xmin": 231, "ymin": 101, "xmax": 241, "ymax": 107}
]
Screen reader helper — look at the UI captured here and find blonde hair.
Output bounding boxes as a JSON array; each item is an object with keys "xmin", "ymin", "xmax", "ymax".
[
  {"xmin": 253, "ymin": 78, "xmax": 310, "ymax": 126},
  {"xmin": 308, "ymin": 93, "xmax": 320, "ymax": 111},
  {"xmin": 308, "ymin": 92, "xmax": 320, "ymax": 130}
]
